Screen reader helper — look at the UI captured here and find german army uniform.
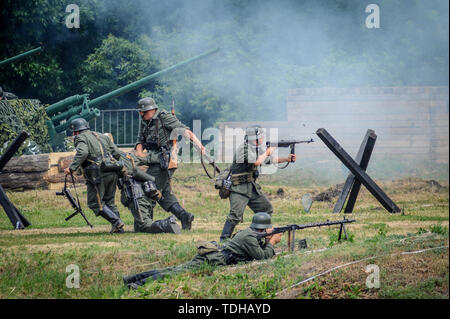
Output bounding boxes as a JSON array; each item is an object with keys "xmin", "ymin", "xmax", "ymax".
[
  {"xmin": 123, "ymin": 213, "xmax": 276, "ymax": 288},
  {"xmin": 135, "ymin": 97, "xmax": 194, "ymax": 230},
  {"xmin": 118, "ymin": 153, "xmax": 181, "ymax": 234},
  {"xmin": 220, "ymin": 127, "xmax": 274, "ymax": 241},
  {"xmin": 69, "ymin": 119, "xmax": 124, "ymax": 233}
]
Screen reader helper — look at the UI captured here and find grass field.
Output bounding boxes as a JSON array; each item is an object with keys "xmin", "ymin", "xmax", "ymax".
[{"xmin": 0, "ymin": 163, "xmax": 448, "ymax": 299}]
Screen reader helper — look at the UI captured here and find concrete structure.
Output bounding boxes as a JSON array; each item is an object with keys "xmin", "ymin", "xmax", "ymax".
[{"xmin": 219, "ymin": 86, "xmax": 449, "ymax": 163}]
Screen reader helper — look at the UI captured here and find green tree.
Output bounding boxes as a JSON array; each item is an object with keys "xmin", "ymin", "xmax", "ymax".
[{"xmin": 79, "ymin": 34, "xmax": 160, "ymax": 108}]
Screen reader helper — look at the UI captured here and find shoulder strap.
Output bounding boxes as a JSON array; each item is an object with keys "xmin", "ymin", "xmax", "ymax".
[
  {"xmin": 91, "ymin": 132, "xmax": 111, "ymax": 161},
  {"xmin": 156, "ymin": 112, "xmax": 170, "ymax": 146}
]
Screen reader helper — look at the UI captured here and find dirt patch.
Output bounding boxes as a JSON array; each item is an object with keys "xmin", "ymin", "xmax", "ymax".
[{"xmin": 313, "ymin": 183, "xmax": 344, "ymax": 202}]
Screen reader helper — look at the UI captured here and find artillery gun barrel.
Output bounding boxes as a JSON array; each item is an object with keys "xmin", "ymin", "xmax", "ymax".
[
  {"xmin": 88, "ymin": 47, "xmax": 219, "ymax": 108},
  {"xmin": 46, "ymin": 94, "xmax": 87, "ymax": 117},
  {"xmin": 54, "ymin": 108, "xmax": 100, "ymax": 133},
  {"xmin": 0, "ymin": 47, "xmax": 42, "ymax": 67},
  {"xmin": 51, "ymin": 103, "xmax": 85, "ymax": 124}
]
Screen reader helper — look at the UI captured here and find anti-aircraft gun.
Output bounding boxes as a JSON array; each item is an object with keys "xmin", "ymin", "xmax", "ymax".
[{"xmin": 45, "ymin": 48, "xmax": 219, "ymax": 150}]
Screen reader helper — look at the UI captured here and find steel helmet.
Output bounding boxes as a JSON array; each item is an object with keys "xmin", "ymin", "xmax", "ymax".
[
  {"xmin": 245, "ymin": 125, "xmax": 265, "ymax": 141},
  {"xmin": 250, "ymin": 212, "xmax": 272, "ymax": 230},
  {"xmin": 137, "ymin": 97, "xmax": 158, "ymax": 112},
  {"xmin": 70, "ymin": 118, "xmax": 90, "ymax": 132}
]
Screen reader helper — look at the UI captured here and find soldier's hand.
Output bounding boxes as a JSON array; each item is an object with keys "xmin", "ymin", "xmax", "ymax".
[
  {"xmin": 64, "ymin": 168, "xmax": 71, "ymax": 176},
  {"xmin": 266, "ymin": 147, "xmax": 275, "ymax": 156},
  {"xmin": 288, "ymin": 154, "xmax": 296, "ymax": 162},
  {"xmin": 135, "ymin": 150, "xmax": 145, "ymax": 158},
  {"xmin": 268, "ymin": 232, "xmax": 282, "ymax": 246}
]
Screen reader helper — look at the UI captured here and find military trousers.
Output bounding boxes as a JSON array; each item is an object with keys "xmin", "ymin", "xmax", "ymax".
[
  {"xmin": 226, "ymin": 184, "xmax": 273, "ymax": 225},
  {"xmin": 131, "ymin": 251, "xmax": 227, "ymax": 285},
  {"xmin": 86, "ymin": 172, "xmax": 120, "ymax": 216},
  {"xmin": 120, "ymin": 191, "xmax": 156, "ymax": 232},
  {"xmin": 146, "ymin": 164, "xmax": 180, "ymax": 211}
]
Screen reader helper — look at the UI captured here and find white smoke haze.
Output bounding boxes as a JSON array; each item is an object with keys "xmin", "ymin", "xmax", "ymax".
[{"xmin": 90, "ymin": 0, "xmax": 448, "ymax": 183}]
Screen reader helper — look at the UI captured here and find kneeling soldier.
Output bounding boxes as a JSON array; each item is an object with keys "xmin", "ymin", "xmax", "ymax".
[
  {"xmin": 118, "ymin": 153, "xmax": 181, "ymax": 234},
  {"xmin": 123, "ymin": 212, "xmax": 282, "ymax": 289},
  {"xmin": 64, "ymin": 118, "xmax": 124, "ymax": 233}
]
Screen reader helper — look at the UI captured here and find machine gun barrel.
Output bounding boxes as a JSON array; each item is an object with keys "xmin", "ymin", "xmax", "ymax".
[
  {"xmin": 0, "ymin": 46, "xmax": 42, "ymax": 67},
  {"xmin": 257, "ymin": 218, "xmax": 355, "ymax": 239}
]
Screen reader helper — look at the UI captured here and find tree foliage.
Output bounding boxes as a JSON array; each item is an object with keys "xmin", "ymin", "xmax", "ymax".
[{"xmin": 0, "ymin": 0, "xmax": 448, "ymax": 129}]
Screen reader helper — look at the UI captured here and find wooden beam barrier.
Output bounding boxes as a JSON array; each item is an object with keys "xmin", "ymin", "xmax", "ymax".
[
  {"xmin": 316, "ymin": 128, "xmax": 401, "ymax": 214},
  {"xmin": 333, "ymin": 129, "xmax": 377, "ymax": 213}
]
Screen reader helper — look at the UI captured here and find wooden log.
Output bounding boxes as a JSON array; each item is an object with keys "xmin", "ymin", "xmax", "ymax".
[
  {"xmin": 0, "ymin": 171, "xmax": 48, "ymax": 189},
  {"xmin": 1, "ymin": 154, "xmax": 50, "ymax": 173},
  {"xmin": 0, "ymin": 151, "xmax": 79, "ymax": 190},
  {"xmin": 44, "ymin": 173, "xmax": 85, "ymax": 184}
]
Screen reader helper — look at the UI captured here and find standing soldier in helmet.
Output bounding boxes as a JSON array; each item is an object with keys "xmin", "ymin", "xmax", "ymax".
[
  {"xmin": 123, "ymin": 212, "xmax": 282, "ymax": 288},
  {"xmin": 134, "ymin": 97, "xmax": 205, "ymax": 231},
  {"xmin": 219, "ymin": 125, "xmax": 296, "ymax": 241},
  {"xmin": 64, "ymin": 118, "xmax": 125, "ymax": 233}
]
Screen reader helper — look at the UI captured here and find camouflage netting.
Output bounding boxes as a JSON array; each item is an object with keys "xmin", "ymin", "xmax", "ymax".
[{"xmin": 0, "ymin": 99, "xmax": 52, "ymax": 155}]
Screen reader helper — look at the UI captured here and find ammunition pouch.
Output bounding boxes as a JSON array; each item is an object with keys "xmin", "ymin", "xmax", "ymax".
[
  {"xmin": 84, "ymin": 163, "xmax": 102, "ymax": 185},
  {"xmin": 197, "ymin": 240, "xmax": 219, "ymax": 256},
  {"xmin": 219, "ymin": 187, "xmax": 231, "ymax": 199},
  {"xmin": 214, "ymin": 168, "xmax": 232, "ymax": 199},
  {"xmin": 231, "ymin": 172, "xmax": 255, "ymax": 186},
  {"xmin": 100, "ymin": 159, "xmax": 124, "ymax": 172}
]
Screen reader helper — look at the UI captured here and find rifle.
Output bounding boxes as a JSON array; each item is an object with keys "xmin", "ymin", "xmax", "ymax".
[
  {"xmin": 56, "ymin": 173, "xmax": 93, "ymax": 228},
  {"xmin": 117, "ymin": 155, "xmax": 144, "ymax": 221},
  {"xmin": 257, "ymin": 218, "xmax": 355, "ymax": 251}
]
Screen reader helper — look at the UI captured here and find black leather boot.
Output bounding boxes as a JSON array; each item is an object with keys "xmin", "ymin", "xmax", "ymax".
[
  {"xmin": 149, "ymin": 215, "xmax": 181, "ymax": 234},
  {"xmin": 99, "ymin": 205, "xmax": 124, "ymax": 234},
  {"xmin": 123, "ymin": 270, "xmax": 160, "ymax": 285},
  {"xmin": 220, "ymin": 220, "xmax": 236, "ymax": 242},
  {"xmin": 169, "ymin": 203, "xmax": 194, "ymax": 230}
]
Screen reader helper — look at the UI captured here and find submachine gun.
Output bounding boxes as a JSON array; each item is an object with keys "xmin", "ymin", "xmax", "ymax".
[
  {"xmin": 265, "ymin": 138, "xmax": 314, "ymax": 168},
  {"xmin": 257, "ymin": 218, "xmax": 356, "ymax": 251},
  {"xmin": 56, "ymin": 173, "xmax": 93, "ymax": 228}
]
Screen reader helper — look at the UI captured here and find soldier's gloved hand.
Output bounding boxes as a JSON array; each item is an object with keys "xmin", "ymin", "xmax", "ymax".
[{"xmin": 148, "ymin": 189, "xmax": 162, "ymax": 201}]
